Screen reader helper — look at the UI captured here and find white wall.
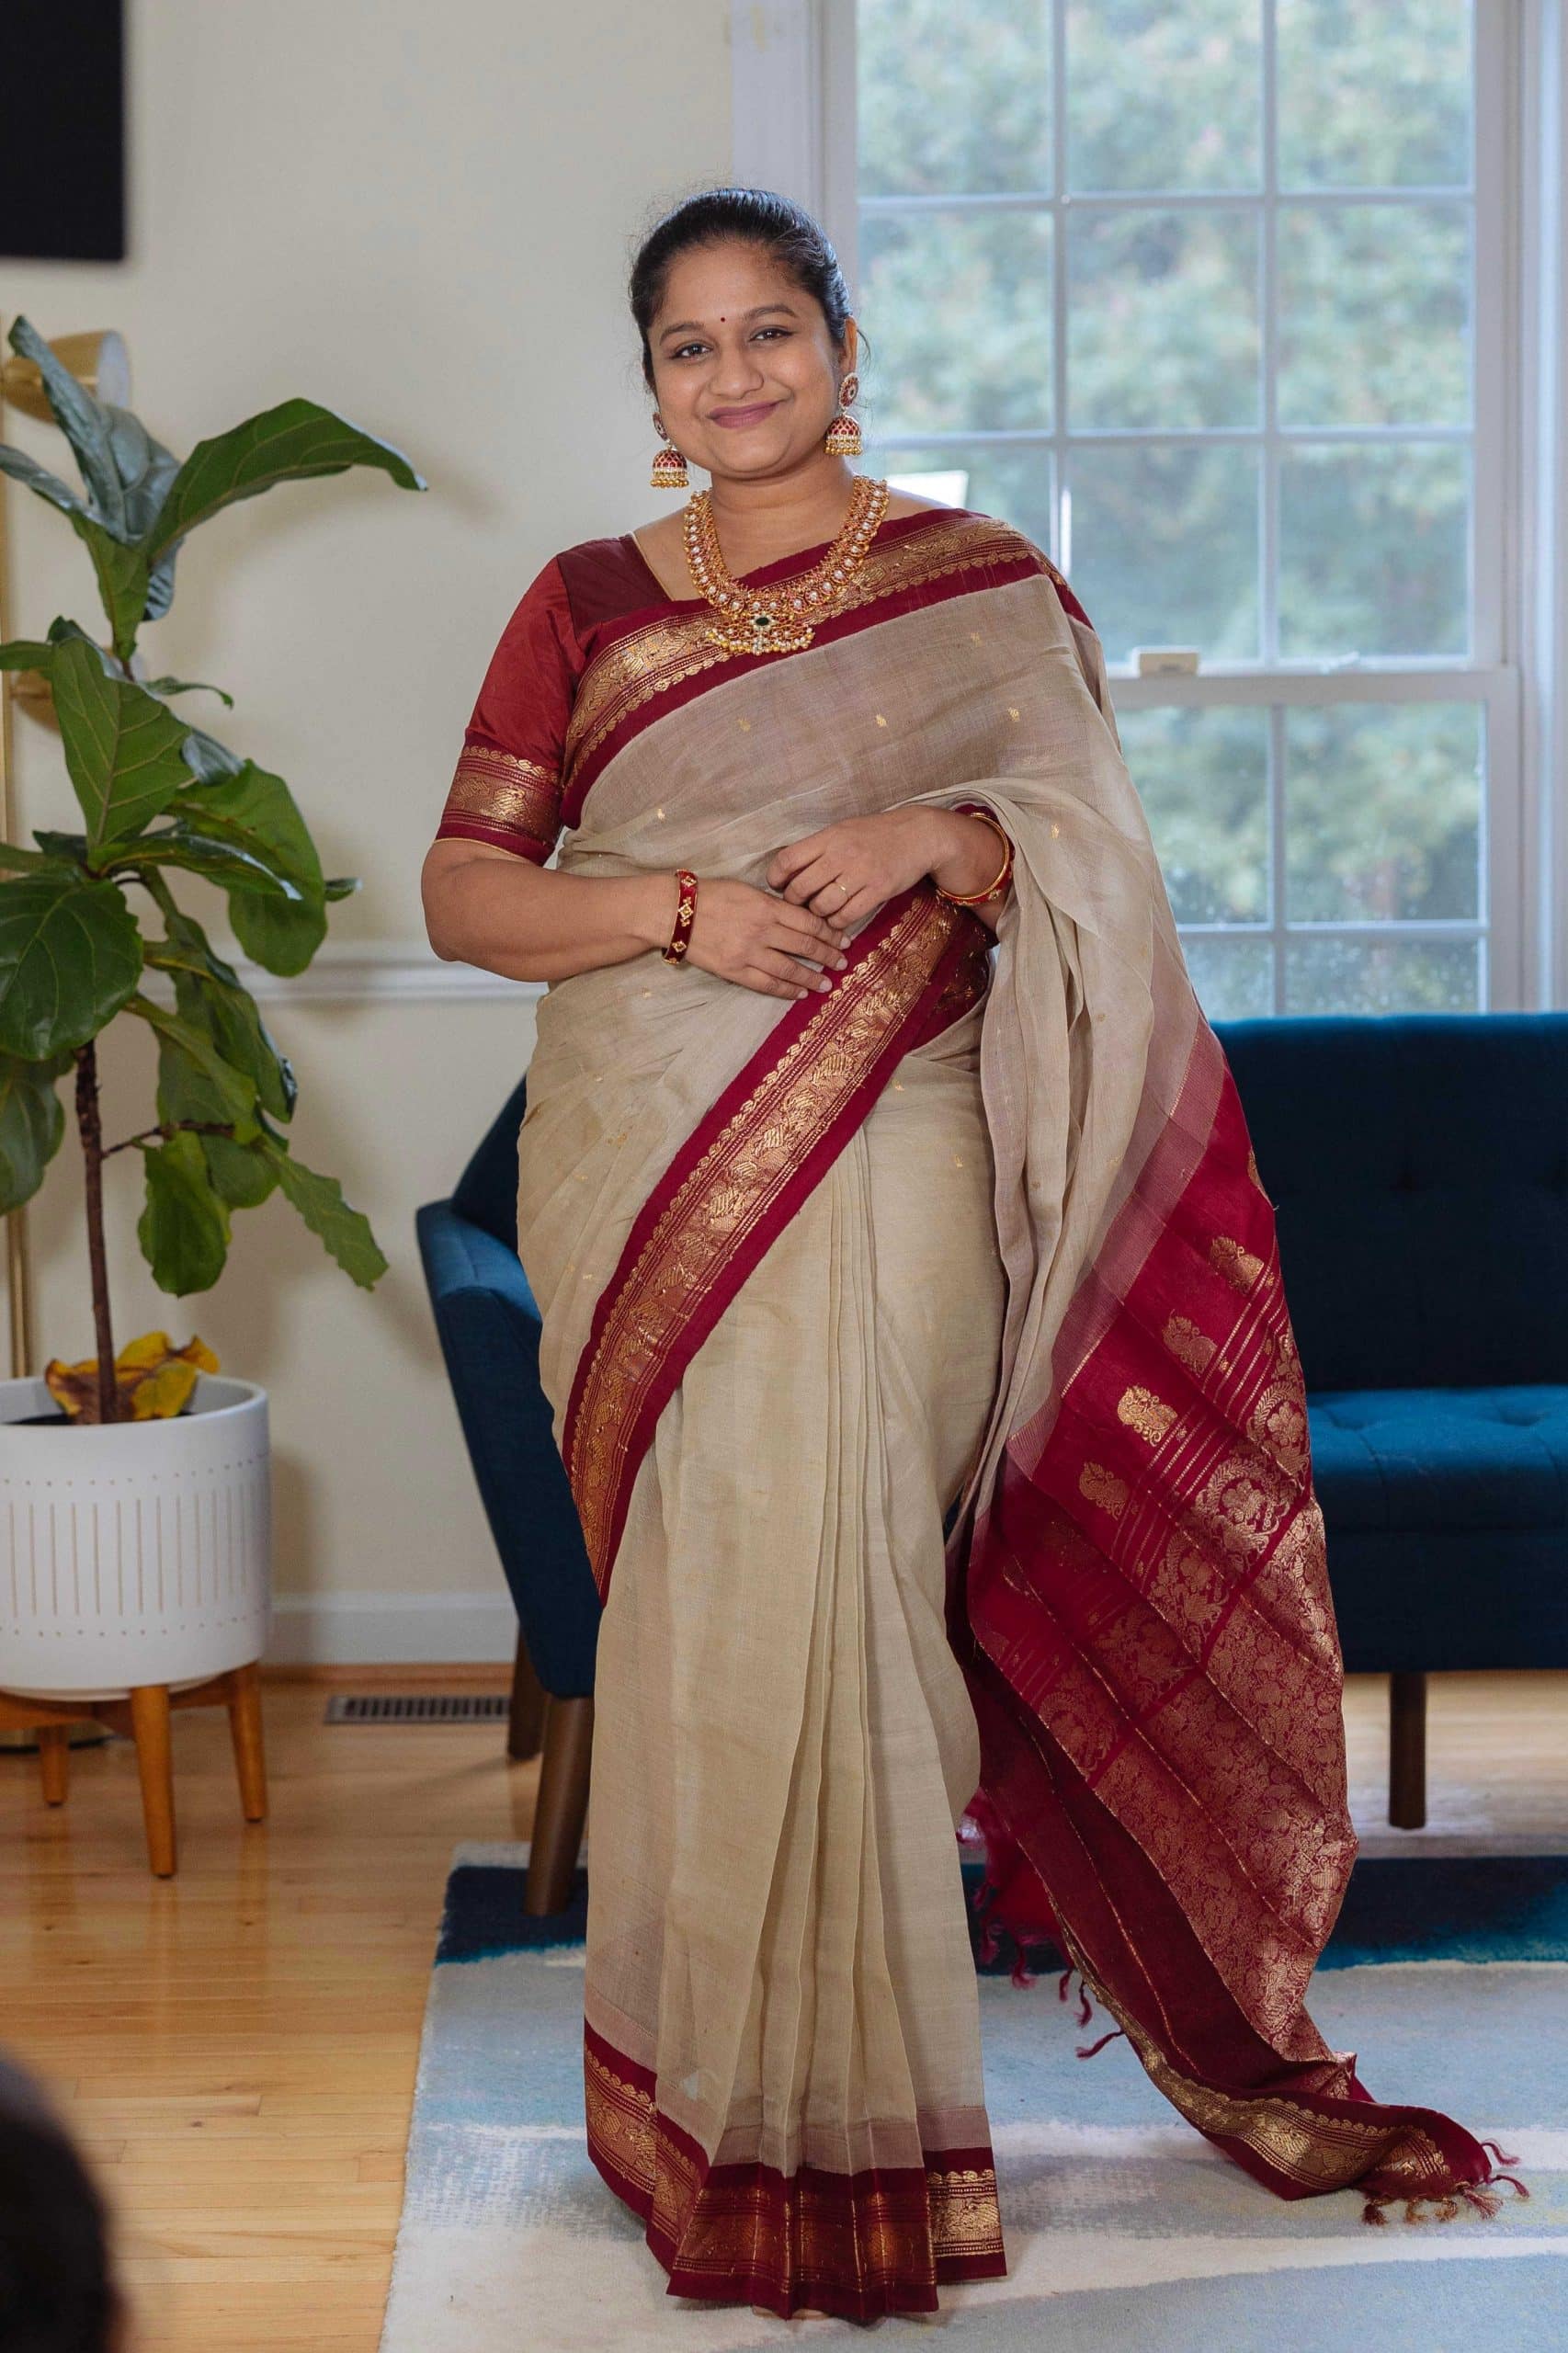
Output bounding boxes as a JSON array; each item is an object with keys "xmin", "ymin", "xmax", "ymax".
[{"xmin": 1, "ymin": 0, "xmax": 734, "ymax": 1660}]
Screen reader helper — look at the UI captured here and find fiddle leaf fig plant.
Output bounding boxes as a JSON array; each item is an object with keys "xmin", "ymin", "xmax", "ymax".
[{"xmin": 0, "ymin": 315, "xmax": 426, "ymax": 1423}]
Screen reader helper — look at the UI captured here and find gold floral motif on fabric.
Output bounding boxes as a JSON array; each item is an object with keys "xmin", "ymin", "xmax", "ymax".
[
  {"xmin": 585, "ymin": 2036, "xmax": 656, "ymax": 2197},
  {"xmin": 927, "ymin": 2165, "xmax": 1006, "ymax": 2263},
  {"xmin": 1078, "ymin": 1461, "xmax": 1129, "ymax": 1518},
  {"xmin": 566, "ymin": 890, "xmax": 971, "ymax": 1587},
  {"xmin": 1182, "ymin": 1444, "xmax": 1300, "ymax": 1565},
  {"xmin": 440, "ymin": 744, "xmax": 561, "ymax": 850},
  {"xmin": 563, "ymin": 513, "xmax": 1045, "ymax": 790},
  {"xmin": 1163, "ymin": 1312, "xmax": 1217, "ymax": 1375},
  {"xmin": 1117, "ymin": 1384, "xmax": 1178, "ymax": 1445},
  {"xmin": 1210, "ymin": 1233, "xmax": 1266, "ymax": 1293},
  {"xmin": 1246, "ymin": 1380, "xmax": 1311, "ymax": 1479},
  {"xmin": 585, "ymin": 2035, "xmax": 1005, "ymax": 2288}
]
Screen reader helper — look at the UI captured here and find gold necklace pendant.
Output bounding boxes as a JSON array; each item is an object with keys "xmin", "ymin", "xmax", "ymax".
[{"xmin": 684, "ymin": 475, "xmax": 891, "ymax": 658}]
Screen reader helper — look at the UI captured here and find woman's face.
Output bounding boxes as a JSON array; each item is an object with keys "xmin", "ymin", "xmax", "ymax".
[{"xmin": 645, "ymin": 240, "xmax": 854, "ymax": 484}]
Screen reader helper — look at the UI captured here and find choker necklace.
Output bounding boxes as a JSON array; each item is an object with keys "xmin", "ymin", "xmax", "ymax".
[{"xmin": 682, "ymin": 474, "xmax": 892, "ymax": 656}]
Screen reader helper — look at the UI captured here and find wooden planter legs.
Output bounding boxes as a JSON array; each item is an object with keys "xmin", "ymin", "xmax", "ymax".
[{"xmin": 0, "ymin": 1659, "xmax": 267, "ymax": 1878}]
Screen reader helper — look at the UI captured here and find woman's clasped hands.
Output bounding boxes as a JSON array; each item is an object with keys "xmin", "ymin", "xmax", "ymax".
[{"xmin": 675, "ymin": 809, "xmax": 943, "ymax": 1004}]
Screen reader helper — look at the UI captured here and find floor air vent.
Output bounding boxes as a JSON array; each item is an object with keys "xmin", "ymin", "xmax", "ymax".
[{"xmin": 324, "ymin": 1693, "xmax": 512, "ymax": 1725}]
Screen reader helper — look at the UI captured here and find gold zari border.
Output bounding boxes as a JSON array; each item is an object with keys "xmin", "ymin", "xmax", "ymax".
[
  {"xmin": 440, "ymin": 743, "xmax": 561, "ymax": 847},
  {"xmin": 565, "ymin": 889, "xmax": 969, "ymax": 1586},
  {"xmin": 584, "ymin": 2037, "xmax": 1006, "ymax": 2279},
  {"xmin": 1053, "ymin": 1922, "xmax": 1455, "ymax": 2198}
]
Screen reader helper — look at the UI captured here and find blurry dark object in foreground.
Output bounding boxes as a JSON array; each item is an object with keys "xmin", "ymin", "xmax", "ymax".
[{"xmin": 0, "ymin": 2049, "xmax": 122, "ymax": 2352}]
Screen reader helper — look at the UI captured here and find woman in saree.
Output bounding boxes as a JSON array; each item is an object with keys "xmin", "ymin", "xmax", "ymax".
[{"xmin": 420, "ymin": 187, "xmax": 1527, "ymax": 2325}]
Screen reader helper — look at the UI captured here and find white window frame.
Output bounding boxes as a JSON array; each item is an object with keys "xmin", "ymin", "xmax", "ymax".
[{"xmin": 732, "ymin": 0, "xmax": 1568, "ymax": 1012}]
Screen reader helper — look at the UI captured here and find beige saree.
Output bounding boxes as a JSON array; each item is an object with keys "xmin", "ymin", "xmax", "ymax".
[{"xmin": 437, "ymin": 503, "xmax": 1525, "ymax": 2323}]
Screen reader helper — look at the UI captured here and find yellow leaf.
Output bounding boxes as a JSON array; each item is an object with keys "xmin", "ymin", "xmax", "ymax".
[
  {"xmin": 41, "ymin": 1332, "xmax": 221, "ymax": 1422},
  {"xmin": 131, "ymin": 1361, "xmax": 199, "ymax": 1419},
  {"xmin": 116, "ymin": 1330, "xmax": 175, "ymax": 1371}
]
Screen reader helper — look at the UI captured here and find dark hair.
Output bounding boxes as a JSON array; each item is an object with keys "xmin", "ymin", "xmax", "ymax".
[
  {"xmin": 628, "ymin": 186, "xmax": 858, "ymax": 391},
  {"xmin": 0, "ymin": 2052, "xmax": 119, "ymax": 2353}
]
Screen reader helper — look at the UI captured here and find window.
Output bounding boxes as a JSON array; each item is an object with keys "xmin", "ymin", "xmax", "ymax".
[{"xmin": 819, "ymin": 0, "xmax": 1520, "ymax": 1016}]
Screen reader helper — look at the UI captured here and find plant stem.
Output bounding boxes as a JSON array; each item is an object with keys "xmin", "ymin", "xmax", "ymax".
[{"xmin": 74, "ymin": 1041, "xmax": 120, "ymax": 1424}]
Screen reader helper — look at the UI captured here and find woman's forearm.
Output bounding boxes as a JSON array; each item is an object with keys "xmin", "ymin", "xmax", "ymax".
[
  {"xmin": 423, "ymin": 846, "xmax": 678, "ymax": 983},
  {"xmin": 919, "ymin": 808, "xmax": 1014, "ymax": 936}
]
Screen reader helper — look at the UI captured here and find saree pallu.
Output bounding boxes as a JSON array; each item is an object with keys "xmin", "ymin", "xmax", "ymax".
[{"xmin": 509, "ymin": 509, "xmax": 1525, "ymax": 2320}]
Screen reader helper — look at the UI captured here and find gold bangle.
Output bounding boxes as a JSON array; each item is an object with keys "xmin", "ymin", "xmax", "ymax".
[{"xmin": 935, "ymin": 808, "xmax": 1013, "ymax": 907}]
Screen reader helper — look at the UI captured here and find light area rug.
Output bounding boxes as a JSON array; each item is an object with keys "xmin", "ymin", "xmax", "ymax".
[{"xmin": 378, "ymin": 1841, "xmax": 1568, "ymax": 2352}]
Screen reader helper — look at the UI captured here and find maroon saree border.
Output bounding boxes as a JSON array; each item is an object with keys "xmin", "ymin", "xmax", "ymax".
[
  {"xmin": 562, "ymin": 881, "xmax": 993, "ymax": 1598},
  {"xmin": 583, "ymin": 2017, "xmax": 1006, "ymax": 2323},
  {"xmin": 947, "ymin": 1043, "xmax": 1532, "ymax": 2225}
]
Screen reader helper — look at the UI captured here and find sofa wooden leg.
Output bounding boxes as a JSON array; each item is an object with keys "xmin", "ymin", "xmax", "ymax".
[
  {"xmin": 507, "ymin": 1629, "xmax": 547, "ymax": 1763},
  {"xmin": 129, "ymin": 1684, "xmax": 177, "ymax": 1878},
  {"xmin": 525, "ymin": 1695, "xmax": 593, "ymax": 1916},
  {"xmin": 1389, "ymin": 1671, "xmax": 1427, "ymax": 1830},
  {"xmin": 37, "ymin": 1723, "xmax": 69, "ymax": 1806},
  {"xmin": 225, "ymin": 1660, "xmax": 268, "ymax": 1823}
]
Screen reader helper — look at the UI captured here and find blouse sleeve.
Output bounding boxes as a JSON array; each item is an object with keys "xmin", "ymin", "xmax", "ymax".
[{"xmin": 433, "ymin": 558, "xmax": 580, "ymax": 864}]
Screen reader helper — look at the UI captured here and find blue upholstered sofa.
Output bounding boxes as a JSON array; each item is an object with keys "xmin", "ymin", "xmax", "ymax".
[
  {"xmin": 417, "ymin": 1010, "xmax": 1568, "ymax": 1902},
  {"xmin": 1215, "ymin": 1010, "xmax": 1568, "ymax": 1826}
]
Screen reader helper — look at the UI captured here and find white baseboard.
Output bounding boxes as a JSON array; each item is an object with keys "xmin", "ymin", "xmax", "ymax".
[{"xmin": 265, "ymin": 1590, "xmax": 518, "ymax": 1666}]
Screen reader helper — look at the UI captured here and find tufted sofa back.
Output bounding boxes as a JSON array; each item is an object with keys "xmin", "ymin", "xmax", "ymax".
[{"xmin": 1214, "ymin": 1012, "xmax": 1568, "ymax": 1392}]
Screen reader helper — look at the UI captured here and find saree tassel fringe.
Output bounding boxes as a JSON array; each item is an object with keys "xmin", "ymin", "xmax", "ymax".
[{"xmin": 1361, "ymin": 2173, "xmax": 1530, "ymax": 2226}]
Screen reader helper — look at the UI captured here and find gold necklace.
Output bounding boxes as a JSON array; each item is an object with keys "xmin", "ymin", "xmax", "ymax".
[{"xmin": 682, "ymin": 474, "xmax": 892, "ymax": 655}]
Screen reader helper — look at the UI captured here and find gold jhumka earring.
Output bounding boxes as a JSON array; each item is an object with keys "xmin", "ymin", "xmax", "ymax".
[
  {"xmin": 824, "ymin": 371, "xmax": 862, "ymax": 457},
  {"xmin": 649, "ymin": 413, "xmax": 688, "ymax": 489}
]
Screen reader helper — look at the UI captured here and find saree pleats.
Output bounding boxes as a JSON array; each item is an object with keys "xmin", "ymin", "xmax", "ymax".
[{"xmin": 574, "ymin": 1008, "xmax": 1008, "ymax": 2316}]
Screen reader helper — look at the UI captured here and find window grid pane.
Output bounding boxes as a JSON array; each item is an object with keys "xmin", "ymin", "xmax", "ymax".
[{"xmin": 854, "ymin": 0, "xmax": 1485, "ymax": 1016}]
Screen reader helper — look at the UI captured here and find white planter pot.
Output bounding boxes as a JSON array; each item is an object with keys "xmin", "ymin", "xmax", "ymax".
[{"xmin": 0, "ymin": 1373, "xmax": 271, "ymax": 1704}]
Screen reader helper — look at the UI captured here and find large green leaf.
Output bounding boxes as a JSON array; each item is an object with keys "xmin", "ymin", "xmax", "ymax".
[
  {"xmin": 138, "ymin": 1129, "xmax": 231, "ymax": 1294},
  {"xmin": 8, "ymin": 317, "xmax": 130, "ymax": 533},
  {"xmin": 175, "ymin": 762, "xmax": 327, "ymax": 973},
  {"xmin": 256, "ymin": 1134, "xmax": 387, "ymax": 1288},
  {"xmin": 145, "ymin": 907, "xmax": 297, "ymax": 1121},
  {"xmin": 51, "ymin": 637, "xmax": 194, "ymax": 847},
  {"xmin": 0, "ymin": 875, "xmax": 142, "ymax": 1058},
  {"xmin": 6, "ymin": 324, "xmax": 183, "ymax": 641},
  {"xmin": 113, "ymin": 823, "xmax": 303, "ymax": 899},
  {"xmin": 1, "ymin": 620, "xmax": 124, "ymax": 688},
  {"xmin": 0, "ymin": 841, "xmax": 67, "ymax": 873},
  {"xmin": 144, "ymin": 399, "xmax": 425, "ymax": 564},
  {"xmin": 0, "ymin": 1050, "xmax": 72, "ymax": 1213},
  {"xmin": 0, "ymin": 636, "xmax": 61, "ymax": 672},
  {"xmin": 104, "ymin": 403, "xmax": 183, "ymax": 543},
  {"xmin": 29, "ymin": 830, "xmax": 90, "ymax": 865},
  {"xmin": 0, "ymin": 443, "xmax": 87, "ymax": 520},
  {"xmin": 199, "ymin": 1131, "xmax": 279, "ymax": 1210},
  {"xmin": 125, "ymin": 993, "xmax": 260, "ymax": 1142},
  {"xmin": 65, "ymin": 512, "xmax": 151, "ymax": 663}
]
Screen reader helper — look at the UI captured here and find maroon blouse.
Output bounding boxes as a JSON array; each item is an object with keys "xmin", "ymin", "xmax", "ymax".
[{"xmin": 433, "ymin": 535, "xmax": 674, "ymax": 867}]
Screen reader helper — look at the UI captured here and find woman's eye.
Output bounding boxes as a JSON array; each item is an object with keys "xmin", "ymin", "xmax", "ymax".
[{"xmin": 671, "ymin": 328, "xmax": 790, "ymax": 359}]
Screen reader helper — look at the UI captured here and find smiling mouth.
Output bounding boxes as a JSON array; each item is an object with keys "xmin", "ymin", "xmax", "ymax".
[{"xmin": 709, "ymin": 401, "xmax": 779, "ymax": 427}]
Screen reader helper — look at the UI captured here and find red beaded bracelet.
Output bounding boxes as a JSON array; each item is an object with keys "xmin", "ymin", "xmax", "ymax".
[{"xmin": 662, "ymin": 868, "xmax": 699, "ymax": 962}]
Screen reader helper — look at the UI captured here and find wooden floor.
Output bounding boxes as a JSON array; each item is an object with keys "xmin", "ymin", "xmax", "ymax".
[{"xmin": 1, "ymin": 1665, "xmax": 1563, "ymax": 2352}]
